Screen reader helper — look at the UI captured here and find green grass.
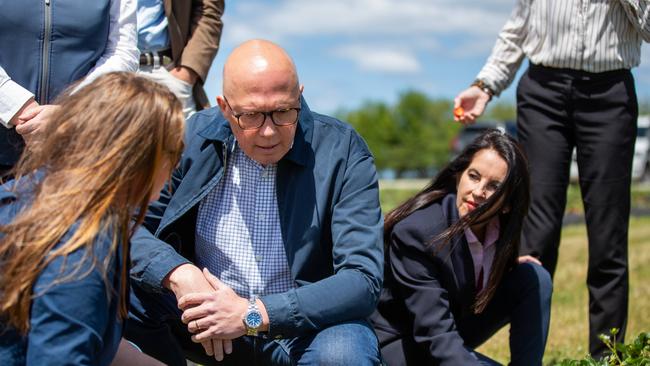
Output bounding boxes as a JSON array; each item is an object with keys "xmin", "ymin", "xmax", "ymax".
[
  {"xmin": 379, "ymin": 182, "xmax": 650, "ymax": 365},
  {"xmin": 379, "ymin": 181, "xmax": 650, "ymax": 216},
  {"xmin": 476, "ymin": 216, "xmax": 650, "ymax": 365}
]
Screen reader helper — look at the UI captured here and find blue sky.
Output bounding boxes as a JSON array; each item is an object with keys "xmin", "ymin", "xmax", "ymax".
[{"xmin": 203, "ymin": 0, "xmax": 650, "ymax": 115}]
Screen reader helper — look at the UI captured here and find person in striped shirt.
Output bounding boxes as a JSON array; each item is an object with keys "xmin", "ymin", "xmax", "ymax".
[{"xmin": 454, "ymin": 0, "xmax": 649, "ymax": 358}]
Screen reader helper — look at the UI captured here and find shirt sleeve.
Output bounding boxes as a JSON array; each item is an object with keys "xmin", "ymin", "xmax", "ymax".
[
  {"xmin": 178, "ymin": 0, "xmax": 224, "ymax": 83},
  {"xmin": 26, "ymin": 244, "xmax": 119, "ymax": 366},
  {"xmin": 619, "ymin": 0, "xmax": 650, "ymax": 42},
  {"xmin": 475, "ymin": 0, "xmax": 531, "ymax": 95},
  {"xmin": 0, "ymin": 65, "xmax": 33, "ymax": 128},
  {"xmin": 75, "ymin": 0, "xmax": 139, "ymax": 91}
]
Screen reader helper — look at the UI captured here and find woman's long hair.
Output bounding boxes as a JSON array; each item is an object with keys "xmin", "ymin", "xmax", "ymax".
[
  {"xmin": 0, "ymin": 72, "xmax": 185, "ymax": 334},
  {"xmin": 384, "ymin": 130, "xmax": 530, "ymax": 313}
]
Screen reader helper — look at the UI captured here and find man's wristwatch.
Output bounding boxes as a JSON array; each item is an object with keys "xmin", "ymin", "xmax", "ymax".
[
  {"xmin": 471, "ymin": 79, "xmax": 495, "ymax": 100},
  {"xmin": 243, "ymin": 295, "xmax": 263, "ymax": 336}
]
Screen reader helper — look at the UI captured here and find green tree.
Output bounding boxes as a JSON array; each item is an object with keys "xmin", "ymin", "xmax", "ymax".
[
  {"xmin": 341, "ymin": 90, "xmax": 461, "ymax": 178},
  {"xmin": 484, "ymin": 100, "xmax": 516, "ymax": 121}
]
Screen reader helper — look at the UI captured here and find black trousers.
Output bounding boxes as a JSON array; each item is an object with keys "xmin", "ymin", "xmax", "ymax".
[{"xmin": 517, "ymin": 64, "xmax": 635, "ymax": 357}]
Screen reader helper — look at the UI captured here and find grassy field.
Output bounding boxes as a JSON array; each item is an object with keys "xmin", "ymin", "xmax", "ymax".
[{"xmin": 379, "ymin": 182, "xmax": 650, "ymax": 365}]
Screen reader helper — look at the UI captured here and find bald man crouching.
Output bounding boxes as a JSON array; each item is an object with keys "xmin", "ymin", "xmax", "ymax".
[{"xmin": 125, "ymin": 40, "xmax": 383, "ymax": 365}]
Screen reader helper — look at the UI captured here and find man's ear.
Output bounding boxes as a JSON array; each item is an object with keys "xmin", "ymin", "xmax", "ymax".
[{"xmin": 216, "ymin": 96, "xmax": 228, "ymax": 113}]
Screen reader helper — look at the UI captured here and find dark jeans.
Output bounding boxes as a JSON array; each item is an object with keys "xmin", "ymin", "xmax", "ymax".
[
  {"xmin": 124, "ymin": 285, "xmax": 381, "ymax": 366},
  {"xmin": 458, "ymin": 263, "xmax": 553, "ymax": 366},
  {"xmin": 517, "ymin": 64, "xmax": 634, "ymax": 357}
]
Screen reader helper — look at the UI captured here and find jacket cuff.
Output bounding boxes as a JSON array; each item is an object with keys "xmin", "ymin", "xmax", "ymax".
[
  {"xmin": 142, "ymin": 250, "xmax": 191, "ymax": 293},
  {"xmin": 260, "ymin": 291, "xmax": 298, "ymax": 339}
]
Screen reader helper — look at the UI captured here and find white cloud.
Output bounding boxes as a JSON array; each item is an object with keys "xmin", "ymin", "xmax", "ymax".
[
  {"xmin": 334, "ymin": 45, "xmax": 421, "ymax": 73},
  {"xmin": 222, "ymin": 0, "xmax": 511, "ymax": 43}
]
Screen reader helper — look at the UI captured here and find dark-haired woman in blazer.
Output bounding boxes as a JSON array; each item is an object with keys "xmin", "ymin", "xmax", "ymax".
[{"xmin": 371, "ymin": 130, "xmax": 552, "ymax": 366}]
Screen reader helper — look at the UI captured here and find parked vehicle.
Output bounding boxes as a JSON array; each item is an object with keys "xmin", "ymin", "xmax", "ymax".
[
  {"xmin": 449, "ymin": 120, "xmax": 517, "ymax": 158},
  {"xmin": 570, "ymin": 115, "xmax": 650, "ymax": 182}
]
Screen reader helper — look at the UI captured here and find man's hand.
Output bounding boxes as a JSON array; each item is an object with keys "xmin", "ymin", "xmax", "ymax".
[
  {"xmin": 518, "ymin": 255, "xmax": 542, "ymax": 266},
  {"xmin": 15, "ymin": 104, "xmax": 60, "ymax": 144},
  {"xmin": 169, "ymin": 66, "xmax": 198, "ymax": 86},
  {"xmin": 179, "ymin": 268, "xmax": 270, "ymax": 343},
  {"xmin": 163, "ymin": 264, "xmax": 233, "ymax": 361},
  {"xmin": 8, "ymin": 98, "xmax": 38, "ymax": 127},
  {"xmin": 453, "ymin": 86, "xmax": 491, "ymax": 125}
]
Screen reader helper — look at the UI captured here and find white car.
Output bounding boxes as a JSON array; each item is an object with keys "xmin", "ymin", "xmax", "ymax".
[{"xmin": 570, "ymin": 115, "xmax": 650, "ymax": 182}]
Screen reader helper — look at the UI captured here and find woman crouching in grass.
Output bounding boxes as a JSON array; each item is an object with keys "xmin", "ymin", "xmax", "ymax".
[
  {"xmin": 0, "ymin": 72, "xmax": 184, "ymax": 366},
  {"xmin": 371, "ymin": 130, "xmax": 553, "ymax": 365}
]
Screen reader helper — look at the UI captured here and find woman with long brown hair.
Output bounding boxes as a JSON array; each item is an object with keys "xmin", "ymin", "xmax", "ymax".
[
  {"xmin": 0, "ymin": 72, "xmax": 184, "ymax": 365},
  {"xmin": 371, "ymin": 130, "xmax": 553, "ymax": 365}
]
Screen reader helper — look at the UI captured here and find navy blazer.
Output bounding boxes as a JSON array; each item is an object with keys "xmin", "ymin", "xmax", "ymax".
[{"xmin": 371, "ymin": 194, "xmax": 485, "ymax": 366}]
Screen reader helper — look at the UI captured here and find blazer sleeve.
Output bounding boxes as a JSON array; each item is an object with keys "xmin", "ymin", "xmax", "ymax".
[
  {"xmin": 388, "ymin": 218, "xmax": 481, "ymax": 366},
  {"xmin": 178, "ymin": 0, "xmax": 224, "ymax": 83}
]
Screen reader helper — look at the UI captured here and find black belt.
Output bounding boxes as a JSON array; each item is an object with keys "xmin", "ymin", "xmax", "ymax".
[
  {"xmin": 139, "ymin": 49, "xmax": 173, "ymax": 67},
  {"xmin": 528, "ymin": 63, "xmax": 630, "ymax": 81}
]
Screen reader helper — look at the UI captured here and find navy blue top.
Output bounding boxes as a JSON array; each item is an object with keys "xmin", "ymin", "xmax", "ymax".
[
  {"xmin": 0, "ymin": 180, "xmax": 126, "ymax": 366},
  {"xmin": 130, "ymin": 97, "xmax": 384, "ymax": 338}
]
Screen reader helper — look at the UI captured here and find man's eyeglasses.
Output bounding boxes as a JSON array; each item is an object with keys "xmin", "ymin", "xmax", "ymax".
[{"xmin": 223, "ymin": 96, "xmax": 301, "ymax": 131}]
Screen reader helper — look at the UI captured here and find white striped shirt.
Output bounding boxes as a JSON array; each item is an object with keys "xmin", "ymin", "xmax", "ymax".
[{"xmin": 477, "ymin": 0, "xmax": 650, "ymax": 95}]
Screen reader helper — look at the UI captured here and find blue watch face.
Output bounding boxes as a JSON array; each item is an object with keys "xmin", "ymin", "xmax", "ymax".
[{"xmin": 245, "ymin": 311, "xmax": 262, "ymax": 328}]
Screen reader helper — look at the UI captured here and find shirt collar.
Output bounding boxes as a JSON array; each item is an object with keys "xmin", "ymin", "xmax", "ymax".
[{"xmin": 464, "ymin": 216, "xmax": 500, "ymax": 248}]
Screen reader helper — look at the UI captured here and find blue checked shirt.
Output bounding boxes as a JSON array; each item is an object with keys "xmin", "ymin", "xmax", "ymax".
[{"xmin": 195, "ymin": 144, "xmax": 295, "ymax": 298}]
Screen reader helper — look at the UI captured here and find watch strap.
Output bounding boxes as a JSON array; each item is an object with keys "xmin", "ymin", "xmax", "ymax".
[
  {"xmin": 244, "ymin": 295, "xmax": 260, "ymax": 336},
  {"xmin": 471, "ymin": 79, "xmax": 495, "ymax": 100}
]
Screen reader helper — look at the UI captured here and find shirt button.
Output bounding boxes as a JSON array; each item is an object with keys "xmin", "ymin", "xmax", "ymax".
[
  {"xmin": 261, "ymin": 171, "xmax": 268, "ymax": 178},
  {"xmin": 255, "ymin": 255, "xmax": 263, "ymax": 262},
  {"xmin": 258, "ymin": 214, "xmax": 266, "ymax": 221}
]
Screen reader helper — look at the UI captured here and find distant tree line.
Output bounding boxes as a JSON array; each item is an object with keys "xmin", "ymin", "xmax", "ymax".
[{"xmin": 337, "ymin": 90, "xmax": 518, "ymax": 178}]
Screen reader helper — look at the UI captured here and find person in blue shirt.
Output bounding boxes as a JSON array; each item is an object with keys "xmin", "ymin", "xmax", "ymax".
[
  {"xmin": 126, "ymin": 39, "xmax": 384, "ymax": 365},
  {"xmin": 0, "ymin": 72, "xmax": 185, "ymax": 366}
]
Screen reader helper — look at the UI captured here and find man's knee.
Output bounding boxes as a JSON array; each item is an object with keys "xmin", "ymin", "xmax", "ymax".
[{"xmin": 306, "ymin": 321, "xmax": 380, "ymax": 366}]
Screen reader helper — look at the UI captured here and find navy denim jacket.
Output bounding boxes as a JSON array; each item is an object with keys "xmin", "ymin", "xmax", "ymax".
[
  {"xmin": 0, "ymin": 180, "xmax": 125, "ymax": 366},
  {"xmin": 130, "ymin": 98, "xmax": 384, "ymax": 338}
]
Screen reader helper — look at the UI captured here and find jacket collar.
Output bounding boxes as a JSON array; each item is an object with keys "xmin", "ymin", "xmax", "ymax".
[
  {"xmin": 441, "ymin": 193, "xmax": 479, "ymax": 297},
  {"xmin": 196, "ymin": 95, "xmax": 314, "ymax": 167}
]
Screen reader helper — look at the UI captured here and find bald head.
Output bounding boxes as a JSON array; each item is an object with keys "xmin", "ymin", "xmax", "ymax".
[{"xmin": 223, "ymin": 40, "xmax": 300, "ymax": 98}]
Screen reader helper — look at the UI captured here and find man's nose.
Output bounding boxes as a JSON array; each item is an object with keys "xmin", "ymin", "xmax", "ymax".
[{"xmin": 258, "ymin": 116, "xmax": 277, "ymax": 137}]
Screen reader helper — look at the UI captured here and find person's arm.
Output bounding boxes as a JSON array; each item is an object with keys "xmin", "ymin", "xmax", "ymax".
[
  {"xmin": 388, "ymin": 220, "xmax": 481, "ymax": 366},
  {"xmin": 475, "ymin": 0, "xmax": 530, "ymax": 95},
  {"xmin": 0, "ymin": 65, "xmax": 36, "ymax": 128},
  {"xmin": 618, "ymin": 0, "xmax": 650, "ymax": 42},
  {"xmin": 130, "ymin": 161, "xmax": 192, "ymax": 294},
  {"xmin": 454, "ymin": 0, "xmax": 530, "ymax": 124},
  {"xmin": 75, "ymin": 0, "xmax": 139, "ymax": 90},
  {"xmin": 260, "ymin": 131, "xmax": 384, "ymax": 338},
  {"xmin": 173, "ymin": 0, "xmax": 224, "ymax": 85},
  {"xmin": 26, "ymin": 238, "xmax": 121, "ymax": 365}
]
